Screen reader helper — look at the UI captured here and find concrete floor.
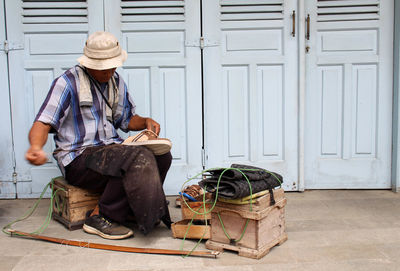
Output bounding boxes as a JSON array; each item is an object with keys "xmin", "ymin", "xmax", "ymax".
[{"xmin": 0, "ymin": 190, "xmax": 400, "ymax": 271}]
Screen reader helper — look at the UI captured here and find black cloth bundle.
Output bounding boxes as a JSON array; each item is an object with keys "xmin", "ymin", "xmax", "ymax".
[{"xmin": 199, "ymin": 164, "xmax": 282, "ymax": 203}]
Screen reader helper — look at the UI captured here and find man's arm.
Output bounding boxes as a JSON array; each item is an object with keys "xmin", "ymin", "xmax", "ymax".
[
  {"xmin": 25, "ymin": 121, "xmax": 52, "ymax": 165},
  {"xmin": 128, "ymin": 114, "xmax": 160, "ymax": 135}
]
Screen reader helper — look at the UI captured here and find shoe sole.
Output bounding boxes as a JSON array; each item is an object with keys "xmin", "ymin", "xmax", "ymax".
[{"xmin": 83, "ymin": 224, "xmax": 134, "ymax": 240}]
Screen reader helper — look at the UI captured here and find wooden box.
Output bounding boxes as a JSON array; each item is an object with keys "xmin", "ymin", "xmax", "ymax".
[
  {"xmin": 52, "ymin": 177, "xmax": 100, "ymax": 230},
  {"xmin": 205, "ymin": 188, "xmax": 287, "ymax": 259},
  {"xmin": 181, "ymin": 201, "xmax": 212, "ymax": 220},
  {"xmin": 171, "ymin": 219, "xmax": 211, "ymax": 239},
  {"xmin": 180, "ymin": 192, "xmax": 213, "ymax": 220}
]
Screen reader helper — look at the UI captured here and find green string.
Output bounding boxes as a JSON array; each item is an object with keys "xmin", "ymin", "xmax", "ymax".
[
  {"xmin": 2, "ymin": 177, "xmax": 65, "ymax": 236},
  {"xmin": 179, "ymin": 167, "xmax": 282, "ymax": 257},
  {"xmin": 179, "ymin": 190, "xmax": 209, "ymax": 258},
  {"xmin": 217, "ymin": 212, "xmax": 250, "ymax": 244}
]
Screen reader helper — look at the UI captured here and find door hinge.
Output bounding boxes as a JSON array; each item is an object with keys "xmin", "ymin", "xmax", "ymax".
[
  {"xmin": 201, "ymin": 148, "xmax": 206, "ymax": 167},
  {"xmin": 0, "ymin": 40, "xmax": 24, "ymax": 54},
  {"xmin": 12, "ymin": 172, "xmax": 17, "ymax": 184},
  {"xmin": 185, "ymin": 37, "xmax": 219, "ymax": 50}
]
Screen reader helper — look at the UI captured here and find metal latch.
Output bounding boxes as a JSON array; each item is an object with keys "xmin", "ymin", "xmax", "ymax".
[
  {"xmin": 185, "ymin": 37, "xmax": 219, "ymax": 49},
  {"xmin": 201, "ymin": 148, "xmax": 206, "ymax": 167},
  {"xmin": 0, "ymin": 40, "xmax": 24, "ymax": 54}
]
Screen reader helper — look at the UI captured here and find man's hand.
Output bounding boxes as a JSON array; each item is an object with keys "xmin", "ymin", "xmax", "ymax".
[
  {"xmin": 25, "ymin": 146, "xmax": 48, "ymax": 165},
  {"xmin": 145, "ymin": 118, "xmax": 160, "ymax": 135},
  {"xmin": 26, "ymin": 121, "xmax": 51, "ymax": 166},
  {"xmin": 128, "ymin": 115, "xmax": 161, "ymax": 135}
]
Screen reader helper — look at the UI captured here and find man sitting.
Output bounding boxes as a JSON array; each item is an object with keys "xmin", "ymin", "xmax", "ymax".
[{"xmin": 25, "ymin": 31, "xmax": 172, "ymax": 240}]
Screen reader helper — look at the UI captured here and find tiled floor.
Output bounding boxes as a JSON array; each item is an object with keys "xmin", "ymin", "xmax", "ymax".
[{"xmin": 1, "ymin": 190, "xmax": 400, "ymax": 271}]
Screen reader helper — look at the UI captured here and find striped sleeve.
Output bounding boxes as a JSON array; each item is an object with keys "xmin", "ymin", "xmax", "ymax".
[
  {"xmin": 34, "ymin": 76, "xmax": 72, "ymax": 133},
  {"xmin": 114, "ymin": 74, "xmax": 136, "ymax": 132}
]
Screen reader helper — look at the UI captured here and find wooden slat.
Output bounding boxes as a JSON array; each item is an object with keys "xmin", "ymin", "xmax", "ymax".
[
  {"xmin": 221, "ymin": 13, "xmax": 283, "ymax": 21},
  {"xmin": 318, "ymin": 0, "xmax": 379, "ymax": 7},
  {"xmin": 317, "ymin": 13, "xmax": 379, "ymax": 22},
  {"xmin": 121, "ymin": 1, "xmax": 183, "ymax": 8},
  {"xmin": 22, "ymin": 2, "xmax": 87, "ymax": 8},
  {"xmin": 316, "ymin": 20, "xmax": 379, "ymax": 31},
  {"xmin": 23, "ymin": 9, "xmax": 87, "ymax": 16},
  {"xmin": 221, "ymin": 6, "xmax": 283, "ymax": 13},
  {"xmin": 220, "ymin": 0, "xmax": 283, "ymax": 5},
  {"xmin": 122, "ymin": 7, "xmax": 184, "ymax": 14},
  {"xmin": 122, "ymin": 14, "xmax": 185, "ymax": 22},
  {"xmin": 22, "ymin": 17, "xmax": 88, "ymax": 24},
  {"xmin": 23, "ymin": 23, "xmax": 88, "ymax": 33},
  {"xmin": 318, "ymin": 6, "xmax": 379, "ymax": 14},
  {"xmin": 121, "ymin": 21, "xmax": 185, "ymax": 31}
]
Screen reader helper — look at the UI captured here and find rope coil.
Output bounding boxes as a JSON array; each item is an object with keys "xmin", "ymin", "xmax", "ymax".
[{"xmin": 2, "ymin": 177, "xmax": 65, "ymax": 236}]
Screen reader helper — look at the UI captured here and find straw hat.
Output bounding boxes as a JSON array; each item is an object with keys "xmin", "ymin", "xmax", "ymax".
[{"xmin": 77, "ymin": 31, "xmax": 127, "ymax": 70}]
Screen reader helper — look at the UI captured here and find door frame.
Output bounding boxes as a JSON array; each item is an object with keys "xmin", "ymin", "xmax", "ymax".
[
  {"xmin": 0, "ymin": 0, "xmax": 16, "ymax": 198},
  {"xmin": 298, "ymin": 0, "xmax": 306, "ymax": 191},
  {"xmin": 392, "ymin": 0, "xmax": 400, "ymax": 192}
]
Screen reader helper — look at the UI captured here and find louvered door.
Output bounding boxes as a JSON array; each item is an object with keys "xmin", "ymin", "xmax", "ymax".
[
  {"xmin": 5, "ymin": 0, "xmax": 102, "ymax": 197},
  {"xmin": 106, "ymin": 0, "xmax": 203, "ymax": 194},
  {"xmin": 0, "ymin": 0, "xmax": 15, "ymax": 198},
  {"xmin": 203, "ymin": 0, "xmax": 299, "ymax": 190},
  {"xmin": 304, "ymin": 0, "xmax": 394, "ymax": 188}
]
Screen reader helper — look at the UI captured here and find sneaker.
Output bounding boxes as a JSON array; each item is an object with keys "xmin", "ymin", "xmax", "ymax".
[
  {"xmin": 83, "ymin": 215, "xmax": 134, "ymax": 240},
  {"xmin": 175, "ymin": 184, "xmax": 203, "ymax": 207}
]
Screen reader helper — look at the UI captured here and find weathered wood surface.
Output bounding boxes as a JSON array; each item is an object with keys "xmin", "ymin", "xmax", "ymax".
[
  {"xmin": 181, "ymin": 201, "xmax": 212, "ymax": 220},
  {"xmin": 207, "ymin": 190, "xmax": 287, "ymax": 259},
  {"xmin": 52, "ymin": 177, "xmax": 99, "ymax": 230},
  {"xmin": 206, "ymin": 232, "xmax": 288, "ymax": 259},
  {"xmin": 215, "ymin": 188, "xmax": 285, "ymax": 212},
  {"xmin": 171, "ymin": 219, "xmax": 211, "ymax": 239}
]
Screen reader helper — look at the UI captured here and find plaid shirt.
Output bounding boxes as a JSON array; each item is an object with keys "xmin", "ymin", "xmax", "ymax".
[{"xmin": 35, "ymin": 65, "xmax": 136, "ymax": 171}]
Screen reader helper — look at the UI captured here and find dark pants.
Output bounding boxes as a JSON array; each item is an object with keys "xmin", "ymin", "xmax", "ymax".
[{"xmin": 65, "ymin": 144, "xmax": 172, "ymax": 234}]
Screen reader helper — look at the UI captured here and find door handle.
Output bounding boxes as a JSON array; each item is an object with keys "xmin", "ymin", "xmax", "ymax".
[
  {"xmin": 292, "ymin": 10, "xmax": 296, "ymax": 37},
  {"xmin": 306, "ymin": 14, "xmax": 310, "ymax": 40}
]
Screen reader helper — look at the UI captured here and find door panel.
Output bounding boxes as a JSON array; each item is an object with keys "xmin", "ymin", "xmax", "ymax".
[
  {"xmin": 6, "ymin": 0, "xmax": 102, "ymax": 197},
  {"xmin": 0, "ymin": 0, "xmax": 15, "ymax": 198},
  {"xmin": 106, "ymin": 0, "xmax": 203, "ymax": 195},
  {"xmin": 304, "ymin": 0, "xmax": 394, "ymax": 188},
  {"xmin": 203, "ymin": 0, "xmax": 299, "ymax": 190}
]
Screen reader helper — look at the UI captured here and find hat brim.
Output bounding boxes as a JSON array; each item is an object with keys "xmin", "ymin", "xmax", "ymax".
[{"xmin": 77, "ymin": 49, "xmax": 127, "ymax": 70}]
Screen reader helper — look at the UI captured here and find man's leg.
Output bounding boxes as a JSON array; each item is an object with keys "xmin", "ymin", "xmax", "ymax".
[
  {"xmin": 155, "ymin": 152, "xmax": 172, "ymax": 185},
  {"xmin": 67, "ymin": 145, "xmax": 172, "ymax": 235},
  {"xmin": 65, "ymin": 146, "xmax": 133, "ymax": 239},
  {"xmin": 119, "ymin": 147, "xmax": 172, "ymax": 234}
]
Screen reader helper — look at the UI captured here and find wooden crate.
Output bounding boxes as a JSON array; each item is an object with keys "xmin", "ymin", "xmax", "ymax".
[
  {"xmin": 181, "ymin": 201, "xmax": 212, "ymax": 220},
  {"xmin": 171, "ymin": 219, "xmax": 211, "ymax": 239},
  {"xmin": 205, "ymin": 188, "xmax": 287, "ymax": 259},
  {"xmin": 52, "ymin": 177, "xmax": 100, "ymax": 230}
]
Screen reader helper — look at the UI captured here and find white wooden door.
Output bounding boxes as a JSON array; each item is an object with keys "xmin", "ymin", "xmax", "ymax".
[
  {"xmin": 5, "ymin": 0, "xmax": 202, "ymax": 197},
  {"xmin": 202, "ymin": 0, "xmax": 299, "ymax": 190},
  {"xmin": 6, "ymin": 0, "xmax": 103, "ymax": 197},
  {"xmin": 304, "ymin": 0, "xmax": 394, "ymax": 188},
  {"xmin": 0, "ymin": 0, "xmax": 16, "ymax": 198},
  {"xmin": 105, "ymin": 0, "xmax": 203, "ymax": 195}
]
